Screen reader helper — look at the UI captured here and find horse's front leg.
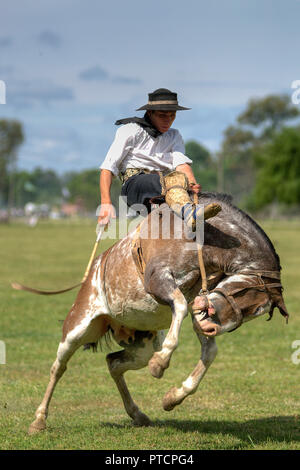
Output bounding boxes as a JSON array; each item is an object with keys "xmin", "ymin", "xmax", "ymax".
[
  {"xmin": 144, "ymin": 264, "xmax": 188, "ymax": 379},
  {"xmin": 162, "ymin": 319, "xmax": 217, "ymax": 411}
]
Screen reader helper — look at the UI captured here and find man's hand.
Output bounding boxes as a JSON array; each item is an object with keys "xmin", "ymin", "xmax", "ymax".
[
  {"xmin": 176, "ymin": 164, "xmax": 201, "ymax": 194},
  {"xmin": 99, "ymin": 169, "xmax": 115, "ymax": 225},
  {"xmin": 97, "ymin": 203, "xmax": 116, "ymax": 226},
  {"xmin": 189, "ymin": 182, "xmax": 202, "ymax": 194}
]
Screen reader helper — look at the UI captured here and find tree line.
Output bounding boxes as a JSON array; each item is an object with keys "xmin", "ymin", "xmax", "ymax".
[{"xmin": 1, "ymin": 93, "xmax": 300, "ymax": 215}]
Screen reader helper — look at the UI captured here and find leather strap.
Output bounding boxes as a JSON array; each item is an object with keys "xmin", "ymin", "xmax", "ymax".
[{"xmin": 212, "ymin": 286, "xmax": 243, "ymax": 327}]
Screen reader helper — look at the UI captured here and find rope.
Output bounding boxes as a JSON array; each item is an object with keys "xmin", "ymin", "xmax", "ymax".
[
  {"xmin": 11, "ymin": 225, "xmax": 106, "ymax": 296},
  {"xmin": 193, "ymin": 192, "xmax": 208, "ymax": 294}
]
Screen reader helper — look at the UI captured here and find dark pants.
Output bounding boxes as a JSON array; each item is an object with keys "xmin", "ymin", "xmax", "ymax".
[{"xmin": 121, "ymin": 173, "xmax": 162, "ymax": 214}]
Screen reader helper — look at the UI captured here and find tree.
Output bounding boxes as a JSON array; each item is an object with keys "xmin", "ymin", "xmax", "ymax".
[
  {"xmin": 218, "ymin": 125, "xmax": 256, "ymax": 200},
  {"xmin": 251, "ymin": 127, "xmax": 300, "ymax": 208},
  {"xmin": 185, "ymin": 140, "xmax": 211, "ymax": 169},
  {"xmin": 0, "ymin": 119, "xmax": 24, "ymax": 208},
  {"xmin": 12, "ymin": 168, "xmax": 63, "ymax": 207},
  {"xmin": 221, "ymin": 126, "xmax": 255, "ymax": 157},
  {"xmin": 30, "ymin": 167, "xmax": 62, "ymax": 203},
  {"xmin": 185, "ymin": 140, "xmax": 217, "ymax": 191},
  {"xmin": 219, "ymin": 94, "xmax": 300, "ymax": 205},
  {"xmin": 65, "ymin": 169, "xmax": 122, "ymax": 212},
  {"xmin": 237, "ymin": 94, "xmax": 300, "ymax": 139},
  {"xmin": 14, "ymin": 170, "xmax": 37, "ymax": 207}
]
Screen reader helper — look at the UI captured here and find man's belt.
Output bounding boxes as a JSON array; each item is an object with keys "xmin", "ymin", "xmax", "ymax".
[{"xmin": 120, "ymin": 168, "xmax": 167, "ymax": 184}]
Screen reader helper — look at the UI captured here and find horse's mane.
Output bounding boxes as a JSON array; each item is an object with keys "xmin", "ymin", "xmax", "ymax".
[{"xmin": 198, "ymin": 191, "xmax": 281, "ymax": 271}]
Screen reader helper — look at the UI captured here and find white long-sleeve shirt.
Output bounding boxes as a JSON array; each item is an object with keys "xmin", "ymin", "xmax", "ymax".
[{"xmin": 100, "ymin": 123, "xmax": 192, "ymax": 177}]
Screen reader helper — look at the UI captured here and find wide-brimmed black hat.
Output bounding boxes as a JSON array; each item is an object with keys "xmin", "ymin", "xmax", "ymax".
[{"xmin": 136, "ymin": 88, "xmax": 191, "ymax": 111}]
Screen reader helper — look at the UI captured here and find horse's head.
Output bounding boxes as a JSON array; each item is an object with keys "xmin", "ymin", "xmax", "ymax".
[{"xmin": 192, "ymin": 273, "xmax": 289, "ymax": 337}]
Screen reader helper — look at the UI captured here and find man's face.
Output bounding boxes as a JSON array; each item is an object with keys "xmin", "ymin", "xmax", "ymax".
[{"xmin": 148, "ymin": 111, "xmax": 176, "ymax": 133}]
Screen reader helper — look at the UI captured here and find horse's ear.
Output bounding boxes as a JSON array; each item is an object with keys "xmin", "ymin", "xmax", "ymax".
[
  {"xmin": 276, "ymin": 297, "xmax": 289, "ymax": 324},
  {"xmin": 267, "ymin": 292, "xmax": 289, "ymax": 324}
]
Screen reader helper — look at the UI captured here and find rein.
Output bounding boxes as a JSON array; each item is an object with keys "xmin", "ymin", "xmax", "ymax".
[
  {"xmin": 210, "ymin": 270, "xmax": 283, "ymax": 327},
  {"xmin": 192, "ymin": 192, "xmax": 208, "ymax": 294}
]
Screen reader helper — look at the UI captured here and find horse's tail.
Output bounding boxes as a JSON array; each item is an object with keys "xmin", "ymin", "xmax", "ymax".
[
  {"xmin": 83, "ymin": 329, "xmax": 114, "ymax": 353},
  {"xmin": 11, "ymin": 281, "xmax": 82, "ymax": 295}
]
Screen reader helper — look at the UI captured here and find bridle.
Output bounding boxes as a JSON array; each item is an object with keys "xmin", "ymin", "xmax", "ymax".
[{"xmin": 207, "ymin": 269, "xmax": 284, "ymax": 329}]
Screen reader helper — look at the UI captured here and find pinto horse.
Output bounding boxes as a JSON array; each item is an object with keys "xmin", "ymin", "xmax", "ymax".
[{"xmin": 28, "ymin": 193, "xmax": 289, "ymax": 434}]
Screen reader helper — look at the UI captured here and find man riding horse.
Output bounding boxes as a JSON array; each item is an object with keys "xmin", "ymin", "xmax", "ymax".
[
  {"xmin": 25, "ymin": 89, "xmax": 290, "ymax": 433},
  {"xmin": 97, "ymin": 88, "xmax": 218, "ymax": 230}
]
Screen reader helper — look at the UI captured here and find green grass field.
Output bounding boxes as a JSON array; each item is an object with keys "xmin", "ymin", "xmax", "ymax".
[{"xmin": 0, "ymin": 218, "xmax": 299, "ymax": 450}]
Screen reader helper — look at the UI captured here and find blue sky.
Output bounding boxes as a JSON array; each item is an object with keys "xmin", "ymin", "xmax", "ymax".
[{"xmin": 0, "ymin": 0, "xmax": 299, "ymax": 173}]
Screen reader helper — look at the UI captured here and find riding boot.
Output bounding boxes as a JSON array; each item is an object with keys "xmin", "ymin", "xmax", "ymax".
[{"xmin": 163, "ymin": 171, "xmax": 221, "ymax": 231}]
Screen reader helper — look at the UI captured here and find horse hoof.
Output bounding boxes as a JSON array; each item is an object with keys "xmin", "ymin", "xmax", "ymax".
[
  {"xmin": 163, "ymin": 387, "xmax": 184, "ymax": 411},
  {"xmin": 28, "ymin": 418, "xmax": 46, "ymax": 435},
  {"xmin": 148, "ymin": 354, "xmax": 165, "ymax": 379},
  {"xmin": 133, "ymin": 412, "xmax": 152, "ymax": 427}
]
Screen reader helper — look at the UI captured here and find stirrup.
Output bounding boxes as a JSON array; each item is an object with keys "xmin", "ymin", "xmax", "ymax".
[{"xmin": 181, "ymin": 202, "xmax": 221, "ymax": 231}]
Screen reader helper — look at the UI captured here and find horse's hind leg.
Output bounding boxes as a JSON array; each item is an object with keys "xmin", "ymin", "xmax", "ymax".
[
  {"xmin": 28, "ymin": 338, "xmax": 81, "ymax": 434},
  {"xmin": 162, "ymin": 328, "xmax": 217, "ymax": 411},
  {"xmin": 28, "ymin": 313, "xmax": 105, "ymax": 435},
  {"xmin": 106, "ymin": 330, "xmax": 164, "ymax": 426}
]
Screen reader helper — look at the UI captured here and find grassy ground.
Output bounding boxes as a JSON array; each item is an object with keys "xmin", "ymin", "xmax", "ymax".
[{"xmin": 0, "ymin": 218, "xmax": 299, "ymax": 450}]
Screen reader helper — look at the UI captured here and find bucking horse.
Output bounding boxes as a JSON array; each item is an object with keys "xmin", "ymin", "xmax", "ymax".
[{"xmin": 27, "ymin": 192, "xmax": 289, "ymax": 434}]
